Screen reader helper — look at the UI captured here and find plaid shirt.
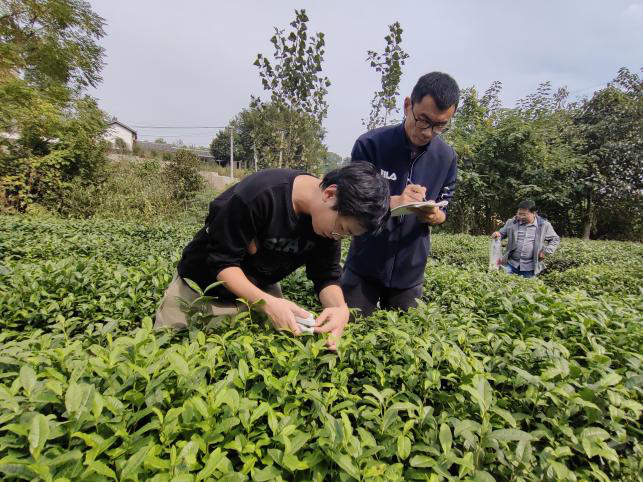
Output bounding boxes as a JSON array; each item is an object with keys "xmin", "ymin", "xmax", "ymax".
[{"xmin": 508, "ymin": 220, "xmax": 537, "ymax": 271}]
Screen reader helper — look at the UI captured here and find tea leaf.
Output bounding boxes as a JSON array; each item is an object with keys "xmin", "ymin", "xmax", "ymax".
[
  {"xmin": 439, "ymin": 423, "xmax": 452, "ymax": 454},
  {"xmin": 167, "ymin": 352, "xmax": 190, "ymax": 377},
  {"xmin": 253, "ymin": 464, "xmax": 282, "ymax": 481},
  {"xmin": 397, "ymin": 435, "xmax": 411, "ymax": 460},
  {"xmin": 489, "ymin": 429, "xmax": 532, "ymax": 442},
  {"xmin": 197, "ymin": 448, "xmax": 227, "ymax": 480},
  {"xmin": 28, "ymin": 414, "xmax": 49, "ymax": 459},
  {"xmin": 87, "ymin": 460, "xmax": 116, "ymax": 479},
  {"xmin": 19, "ymin": 366, "xmax": 37, "ymax": 397},
  {"xmin": 120, "ymin": 444, "xmax": 152, "ymax": 480}
]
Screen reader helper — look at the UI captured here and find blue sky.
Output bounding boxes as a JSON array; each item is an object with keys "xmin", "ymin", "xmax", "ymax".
[{"xmin": 89, "ymin": 0, "xmax": 643, "ymax": 157}]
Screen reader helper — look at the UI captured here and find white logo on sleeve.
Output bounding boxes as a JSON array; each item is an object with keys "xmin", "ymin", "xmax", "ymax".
[{"xmin": 380, "ymin": 169, "xmax": 397, "ymax": 181}]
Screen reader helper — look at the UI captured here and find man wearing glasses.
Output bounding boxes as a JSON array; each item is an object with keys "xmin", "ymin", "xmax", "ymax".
[
  {"xmin": 155, "ymin": 163, "xmax": 389, "ymax": 350},
  {"xmin": 342, "ymin": 72, "xmax": 459, "ymax": 316}
]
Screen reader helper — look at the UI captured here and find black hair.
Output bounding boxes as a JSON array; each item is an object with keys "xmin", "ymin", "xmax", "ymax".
[
  {"xmin": 320, "ymin": 162, "xmax": 390, "ymax": 234},
  {"xmin": 411, "ymin": 72, "xmax": 460, "ymax": 110},
  {"xmin": 517, "ymin": 200, "xmax": 537, "ymax": 212}
]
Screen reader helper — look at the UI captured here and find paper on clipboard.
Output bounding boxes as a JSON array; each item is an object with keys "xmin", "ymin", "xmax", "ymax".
[{"xmin": 390, "ymin": 200, "xmax": 448, "ymax": 217}]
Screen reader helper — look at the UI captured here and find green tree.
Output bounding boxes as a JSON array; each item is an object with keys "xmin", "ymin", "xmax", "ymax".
[
  {"xmin": 443, "ymin": 86, "xmax": 496, "ymax": 233},
  {"xmin": 209, "ymin": 124, "xmax": 251, "ymax": 164},
  {"xmin": 238, "ymin": 100, "xmax": 327, "ymax": 173},
  {"xmin": 510, "ymin": 82, "xmax": 583, "ymax": 235},
  {"xmin": 209, "ymin": 129, "xmax": 230, "ymax": 161},
  {"xmin": 0, "ymin": 0, "xmax": 105, "ymax": 89},
  {"xmin": 0, "ymin": 0, "xmax": 108, "ymax": 212},
  {"xmin": 570, "ymin": 67, "xmax": 642, "ymax": 239},
  {"xmin": 0, "ymin": 81, "xmax": 108, "ymax": 212},
  {"xmin": 253, "ymin": 9, "xmax": 330, "ymax": 172},
  {"xmin": 254, "ymin": 9, "xmax": 330, "ymax": 123},
  {"xmin": 434, "ymin": 69, "xmax": 641, "ymax": 241},
  {"xmin": 323, "ymin": 151, "xmax": 343, "ymax": 172},
  {"xmin": 363, "ymin": 21, "xmax": 409, "ymax": 130},
  {"xmin": 445, "ymin": 82, "xmax": 581, "ymax": 236}
]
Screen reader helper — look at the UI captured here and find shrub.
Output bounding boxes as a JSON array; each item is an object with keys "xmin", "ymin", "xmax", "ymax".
[
  {"xmin": 58, "ymin": 160, "xmax": 185, "ymax": 221},
  {"xmin": 131, "ymin": 143, "xmax": 144, "ymax": 157},
  {"xmin": 163, "ymin": 149, "xmax": 205, "ymax": 205},
  {"xmin": 113, "ymin": 137, "xmax": 129, "ymax": 154}
]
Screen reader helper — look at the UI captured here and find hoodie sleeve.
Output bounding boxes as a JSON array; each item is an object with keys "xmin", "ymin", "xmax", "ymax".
[
  {"xmin": 437, "ymin": 152, "xmax": 457, "ymax": 215},
  {"xmin": 305, "ymin": 239, "xmax": 342, "ymax": 295}
]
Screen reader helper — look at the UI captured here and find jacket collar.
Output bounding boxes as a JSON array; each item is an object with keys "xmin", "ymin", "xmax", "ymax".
[
  {"xmin": 396, "ymin": 122, "xmax": 413, "ymax": 151},
  {"xmin": 398, "ymin": 121, "xmax": 441, "ymax": 160},
  {"xmin": 512, "ymin": 214, "xmax": 543, "ymax": 227}
]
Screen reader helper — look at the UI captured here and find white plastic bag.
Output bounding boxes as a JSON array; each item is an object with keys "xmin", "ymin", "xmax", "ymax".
[
  {"xmin": 295, "ymin": 313, "xmax": 316, "ymax": 334},
  {"xmin": 489, "ymin": 238, "xmax": 502, "ymax": 270}
]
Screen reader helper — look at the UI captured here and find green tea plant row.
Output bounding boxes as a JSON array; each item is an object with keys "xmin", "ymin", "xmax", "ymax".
[
  {"xmin": 0, "ymin": 216, "xmax": 641, "ymax": 481},
  {"xmin": 0, "ymin": 216, "xmax": 195, "ymax": 267},
  {"xmin": 2, "ymin": 216, "xmax": 641, "ymax": 289}
]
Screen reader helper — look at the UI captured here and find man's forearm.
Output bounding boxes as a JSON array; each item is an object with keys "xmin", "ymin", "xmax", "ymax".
[
  {"xmin": 217, "ymin": 267, "xmax": 271, "ymax": 304},
  {"xmin": 319, "ymin": 284, "xmax": 348, "ymax": 308}
]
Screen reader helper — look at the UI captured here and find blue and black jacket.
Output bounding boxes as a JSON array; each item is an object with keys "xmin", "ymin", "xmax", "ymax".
[{"xmin": 344, "ymin": 123, "xmax": 457, "ymax": 289}]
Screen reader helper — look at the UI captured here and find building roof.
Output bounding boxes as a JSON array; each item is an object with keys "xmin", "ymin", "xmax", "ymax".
[{"xmin": 108, "ymin": 120, "xmax": 137, "ymax": 138}]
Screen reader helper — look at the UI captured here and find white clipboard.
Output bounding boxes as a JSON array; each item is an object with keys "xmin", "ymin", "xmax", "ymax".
[{"xmin": 390, "ymin": 200, "xmax": 448, "ymax": 217}]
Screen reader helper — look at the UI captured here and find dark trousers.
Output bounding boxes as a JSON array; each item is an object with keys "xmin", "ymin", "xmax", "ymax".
[
  {"xmin": 340, "ymin": 269, "xmax": 423, "ymax": 317},
  {"xmin": 504, "ymin": 264, "xmax": 535, "ymax": 278}
]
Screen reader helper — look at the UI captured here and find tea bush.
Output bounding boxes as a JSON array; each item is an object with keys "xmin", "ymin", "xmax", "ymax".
[
  {"xmin": 542, "ymin": 264, "xmax": 642, "ymax": 297},
  {"xmin": 429, "ymin": 234, "xmax": 643, "ymax": 297},
  {"xmin": 0, "ymin": 216, "xmax": 641, "ymax": 481},
  {"xmin": 0, "ymin": 216, "xmax": 195, "ymax": 265}
]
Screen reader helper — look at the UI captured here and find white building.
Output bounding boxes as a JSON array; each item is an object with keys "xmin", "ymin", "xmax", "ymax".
[{"xmin": 105, "ymin": 120, "xmax": 137, "ymax": 151}]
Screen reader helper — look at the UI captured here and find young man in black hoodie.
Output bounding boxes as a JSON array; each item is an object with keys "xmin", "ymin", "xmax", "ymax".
[{"xmin": 155, "ymin": 163, "xmax": 389, "ymax": 350}]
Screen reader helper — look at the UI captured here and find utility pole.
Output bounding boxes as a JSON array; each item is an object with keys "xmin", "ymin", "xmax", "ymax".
[
  {"xmin": 253, "ymin": 142, "xmax": 258, "ymax": 172},
  {"xmin": 278, "ymin": 130, "xmax": 284, "ymax": 168},
  {"xmin": 229, "ymin": 126, "xmax": 234, "ymax": 178}
]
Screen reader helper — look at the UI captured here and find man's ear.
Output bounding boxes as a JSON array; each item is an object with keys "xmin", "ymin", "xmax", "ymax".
[
  {"xmin": 403, "ymin": 97, "xmax": 411, "ymax": 113},
  {"xmin": 322, "ymin": 184, "xmax": 338, "ymax": 204}
]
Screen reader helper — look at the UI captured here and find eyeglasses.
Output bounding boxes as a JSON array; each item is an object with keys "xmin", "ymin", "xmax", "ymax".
[
  {"xmin": 410, "ymin": 104, "xmax": 451, "ymax": 134},
  {"xmin": 331, "ymin": 214, "xmax": 351, "ymax": 240}
]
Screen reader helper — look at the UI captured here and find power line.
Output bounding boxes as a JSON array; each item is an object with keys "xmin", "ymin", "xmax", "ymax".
[
  {"xmin": 131, "ymin": 125, "xmax": 228, "ymax": 129},
  {"xmin": 138, "ymin": 134, "xmax": 211, "ymax": 138},
  {"xmin": 567, "ymin": 82, "xmax": 609, "ymax": 98}
]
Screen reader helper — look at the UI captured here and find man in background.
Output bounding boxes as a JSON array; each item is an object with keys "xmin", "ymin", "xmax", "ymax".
[{"xmin": 492, "ymin": 200, "xmax": 560, "ymax": 277}]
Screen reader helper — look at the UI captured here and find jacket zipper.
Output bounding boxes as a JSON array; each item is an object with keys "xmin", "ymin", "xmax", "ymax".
[{"xmin": 390, "ymin": 154, "xmax": 422, "ymax": 285}]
